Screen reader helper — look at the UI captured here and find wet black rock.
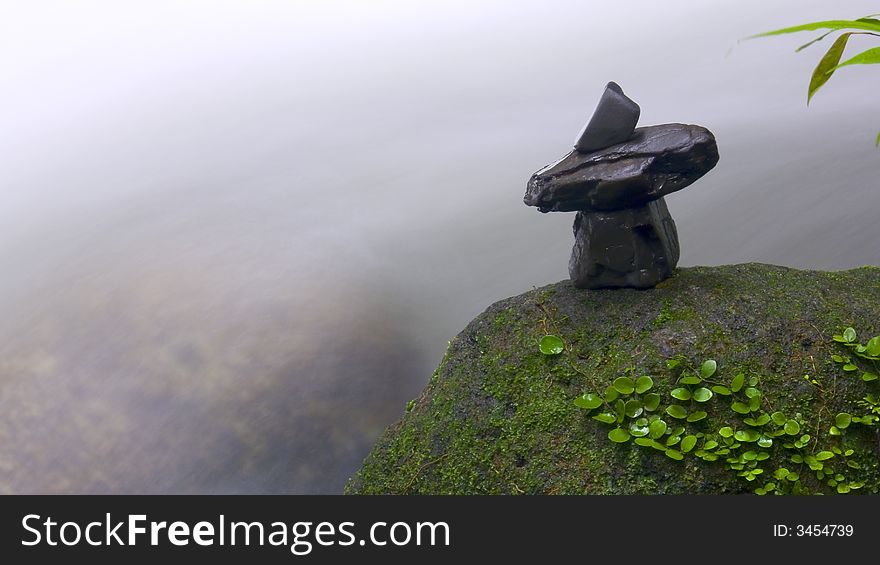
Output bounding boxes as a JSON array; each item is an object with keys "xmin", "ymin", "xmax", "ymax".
[
  {"xmin": 574, "ymin": 82, "xmax": 640, "ymax": 153},
  {"xmin": 569, "ymin": 198, "xmax": 680, "ymax": 289},
  {"xmin": 524, "ymin": 84, "xmax": 719, "ymax": 289},
  {"xmin": 525, "ymin": 124, "xmax": 719, "ymax": 213}
]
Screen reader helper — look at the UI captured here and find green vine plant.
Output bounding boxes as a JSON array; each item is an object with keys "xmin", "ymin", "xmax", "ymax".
[
  {"xmin": 746, "ymin": 14, "xmax": 880, "ymax": 145},
  {"xmin": 559, "ymin": 327, "xmax": 880, "ymax": 495}
]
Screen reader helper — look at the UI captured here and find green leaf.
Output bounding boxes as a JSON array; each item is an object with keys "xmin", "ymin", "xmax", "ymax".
[
  {"xmin": 835, "ymin": 46, "xmax": 880, "ymax": 70},
  {"xmin": 731, "ymin": 402, "xmax": 751, "ymax": 414},
  {"xmin": 679, "ymin": 375, "xmax": 702, "ymax": 385},
  {"xmin": 687, "ymin": 411, "xmax": 708, "ymax": 423},
  {"xmin": 711, "ymin": 386, "xmax": 731, "ymax": 396},
  {"xmin": 574, "ymin": 393, "xmax": 603, "ymax": 410},
  {"xmin": 863, "ymin": 372, "xmax": 879, "ymax": 382},
  {"xmin": 625, "ymin": 399, "xmax": 643, "ymax": 418},
  {"xmin": 876, "ymin": 131, "xmax": 880, "ymax": 147},
  {"xmin": 756, "ymin": 452, "xmax": 770, "ymax": 461},
  {"xmin": 666, "ymin": 405, "xmax": 688, "ymax": 419},
  {"xmin": 842, "ymin": 364, "xmax": 858, "ymax": 372},
  {"xmin": 745, "ymin": 387, "xmax": 760, "ymax": 399},
  {"xmin": 670, "ymin": 388, "xmax": 692, "ymax": 401},
  {"xmin": 700, "ymin": 359, "xmax": 717, "ymax": 378},
  {"xmin": 665, "ymin": 449, "xmax": 684, "ymax": 461},
  {"xmin": 613, "ymin": 377, "xmax": 635, "ymax": 395},
  {"xmin": 748, "ymin": 395, "xmax": 761, "ymax": 411},
  {"xmin": 604, "ymin": 386, "xmax": 619, "ymax": 403},
  {"xmin": 608, "ymin": 428, "xmax": 631, "ymax": 443},
  {"xmin": 539, "ymin": 335, "xmax": 564, "ymax": 355},
  {"xmin": 719, "ymin": 426, "xmax": 734, "ymax": 438},
  {"xmin": 831, "ymin": 354, "xmax": 845, "ymax": 363},
  {"xmin": 681, "ymin": 435, "xmax": 698, "ymax": 453},
  {"xmin": 795, "ymin": 29, "xmax": 837, "ymax": 52},
  {"xmin": 868, "ymin": 337, "xmax": 880, "ymax": 356},
  {"xmin": 592, "ymin": 412, "xmax": 617, "ymax": 424},
  {"xmin": 815, "ymin": 451, "xmax": 835, "ymax": 461},
  {"xmin": 774, "ymin": 467, "xmax": 790, "ymax": 480},
  {"xmin": 634, "ymin": 437, "xmax": 654, "ymax": 447},
  {"xmin": 643, "ymin": 393, "xmax": 661, "ymax": 411},
  {"xmin": 735, "ymin": 429, "xmax": 760, "ymax": 442},
  {"xmin": 635, "ymin": 376, "xmax": 654, "ymax": 394},
  {"xmin": 791, "ymin": 454, "xmax": 803, "ymax": 463},
  {"xmin": 666, "ymin": 358, "xmax": 681, "ymax": 370},
  {"xmin": 693, "ymin": 388, "xmax": 713, "ymax": 402},
  {"xmin": 835, "ymin": 413, "xmax": 852, "ymax": 429},
  {"xmin": 666, "ymin": 435, "xmax": 681, "ymax": 446},
  {"xmin": 771, "ymin": 411, "xmax": 787, "ymax": 426},
  {"xmin": 843, "ymin": 327, "xmax": 857, "ymax": 342},
  {"xmin": 757, "ymin": 436, "xmax": 773, "ymax": 448},
  {"xmin": 748, "ymin": 376, "xmax": 759, "ymax": 387},
  {"xmin": 703, "ymin": 440, "xmax": 719, "ymax": 450},
  {"xmin": 784, "ymin": 420, "xmax": 801, "ymax": 435},
  {"xmin": 837, "ymin": 483, "xmax": 851, "ymax": 494},
  {"xmin": 669, "ymin": 427, "xmax": 685, "ymax": 438},
  {"xmin": 748, "ymin": 20, "xmax": 880, "ymax": 39},
  {"xmin": 829, "ymin": 426, "xmax": 841, "ymax": 436},
  {"xmin": 755, "ymin": 414, "xmax": 771, "ymax": 426},
  {"xmin": 629, "ymin": 422, "xmax": 650, "ymax": 437},
  {"xmin": 730, "ymin": 373, "xmax": 745, "ymax": 392},
  {"xmin": 809, "ymin": 32, "xmax": 856, "ymax": 103},
  {"xmin": 648, "ymin": 419, "xmax": 667, "ymax": 439}
]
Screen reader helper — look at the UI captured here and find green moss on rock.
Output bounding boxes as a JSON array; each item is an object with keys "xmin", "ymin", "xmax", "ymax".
[{"xmin": 346, "ymin": 264, "xmax": 880, "ymax": 494}]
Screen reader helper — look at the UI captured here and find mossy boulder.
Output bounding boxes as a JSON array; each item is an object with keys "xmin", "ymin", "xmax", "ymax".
[{"xmin": 346, "ymin": 263, "xmax": 880, "ymax": 494}]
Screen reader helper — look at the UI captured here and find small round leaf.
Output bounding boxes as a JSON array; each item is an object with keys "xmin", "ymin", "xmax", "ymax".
[
  {"xmin": 842, "ymin": 327, "xmax": 857, "ymax": 343},
  {"xmin": 835, "ymin": 413, "xmax": 852, "ymax": 429},
  {"xmin": 643, "ymin": 393, "xmax": 661, "ymax": 411},
  {"xmin": 681, "ymin": 435, "xmax": 698, "ymax": 453},
  {"xmin": 711, "ymin": 386, "xmax": 731, "ymax": 396},
  {"xmin": 665, "ymin": 449, "xmax": 684, "ymax": 461},
  {"xmin": 613, "ymin": 377, "xmax": 635, "ymax": 395},
  {"xmin": 731, "ymin": 402, "xmax": 751, "ymax": 414},
  {"xmin": 625, "ymin": 399, "xmax": 643, "ymax": 419},
  {"xmin": 670, "ymin": 388, "xmax": 691, "ymax": 401},
  {"xmin": 604, "ymin": 386, "xmax": 620, "ymax": 402},
  {"xmin": 784, "ymin": 420, "xmax": 801, "ymax": 435},
  {"xmin": 700, "ymin": 359, "xmax": 717, "ymax": 378},
  {"xmin": 730, "ymin": 373, "xmax": 745, "ymax": 393},
  {"xmin": 757, "ymin": 436, "xmax": 773, "ymax": 448},
  {"xmin": 629, "ymin": 422, "xmax": 650, "ymax": 437},
  {"xmin": 648, "ymin": 419, "xmax": 667, "ymax": 439},
  {"xmin": 665, "ymin": 405, "xmax": 688, "ymax": 419},
  {"xmin": 735, "ymin": 429, "xmax": 760, "ymax": 442},
  {"xmin": 686, "ymin": 411, "xmax": 707, "ymax": 423},
  {"xmin": 693, "ymin": 387, "xmax": 713, "ymax": 402},
  {"xmin": 592, "ymin": 413, "xmax": 617, "ymax": 424},
  {"xmin": 863, "ymin": 372, "xmax": 879, "ymax": 382},
  {"xmin": 539, "ymin": 335, "xmax": 564, "ymax": 355},
  {"xmin": 635, "ymin": 376, "xmax": 654, "ymax": 394},
  {"xmin": 719, "ymin": 427, "xmax": 734, "ymax": 438},
  {"xmin": 608, "ymin": 428, "xmax": 631, "ymax": 443},
  {"xmin": 574, "ymin": 393, "xmax": 603, "ymax": 410},
  {"xmin": 679, "ymin": 375, "xmax": 702, "ymax": 385}
]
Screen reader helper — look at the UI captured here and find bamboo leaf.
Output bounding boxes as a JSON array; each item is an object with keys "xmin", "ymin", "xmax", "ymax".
[
  {"xmin": 796, "ymin": 30, "xmax": 836, "ymax": 52},
  {"xmin": 747, "ymin": 19, "xmax": 880, "ymax": 39},
  {"xmin": 834, "ymin": 46, "xmax": 880, "ymax": 69},
  {"xmin": 808, "ymin": 33, "xmax": 853, "ymax": 104}
]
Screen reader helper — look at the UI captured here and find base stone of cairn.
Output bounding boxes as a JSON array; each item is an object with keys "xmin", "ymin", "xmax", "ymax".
[{"xmin": 569, "ymin": 197, "xmax": 679, "ymax": 289}]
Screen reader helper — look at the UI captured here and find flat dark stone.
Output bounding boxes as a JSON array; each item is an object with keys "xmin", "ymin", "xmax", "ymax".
[
  {"xmin": 524, "ymin": 123, "xmax": 719, "ymax": 213},
  {"xmin": 574, "ymin": 82, "xmax": 640, "ymax": 153},
  {"xmin": 569, "ymin": 197, "xmax": 679, "ymax": 289}
]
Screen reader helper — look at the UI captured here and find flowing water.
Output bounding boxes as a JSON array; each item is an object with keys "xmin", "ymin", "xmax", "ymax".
[{"xmin": 1, "ymin": 0, "xmax": 878, "ymax": 493}]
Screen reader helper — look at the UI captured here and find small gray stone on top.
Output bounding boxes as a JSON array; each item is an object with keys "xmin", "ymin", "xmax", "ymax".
[{"xmin": 573, "ymin": 82, "xmax": 640, "ymax": 153}]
